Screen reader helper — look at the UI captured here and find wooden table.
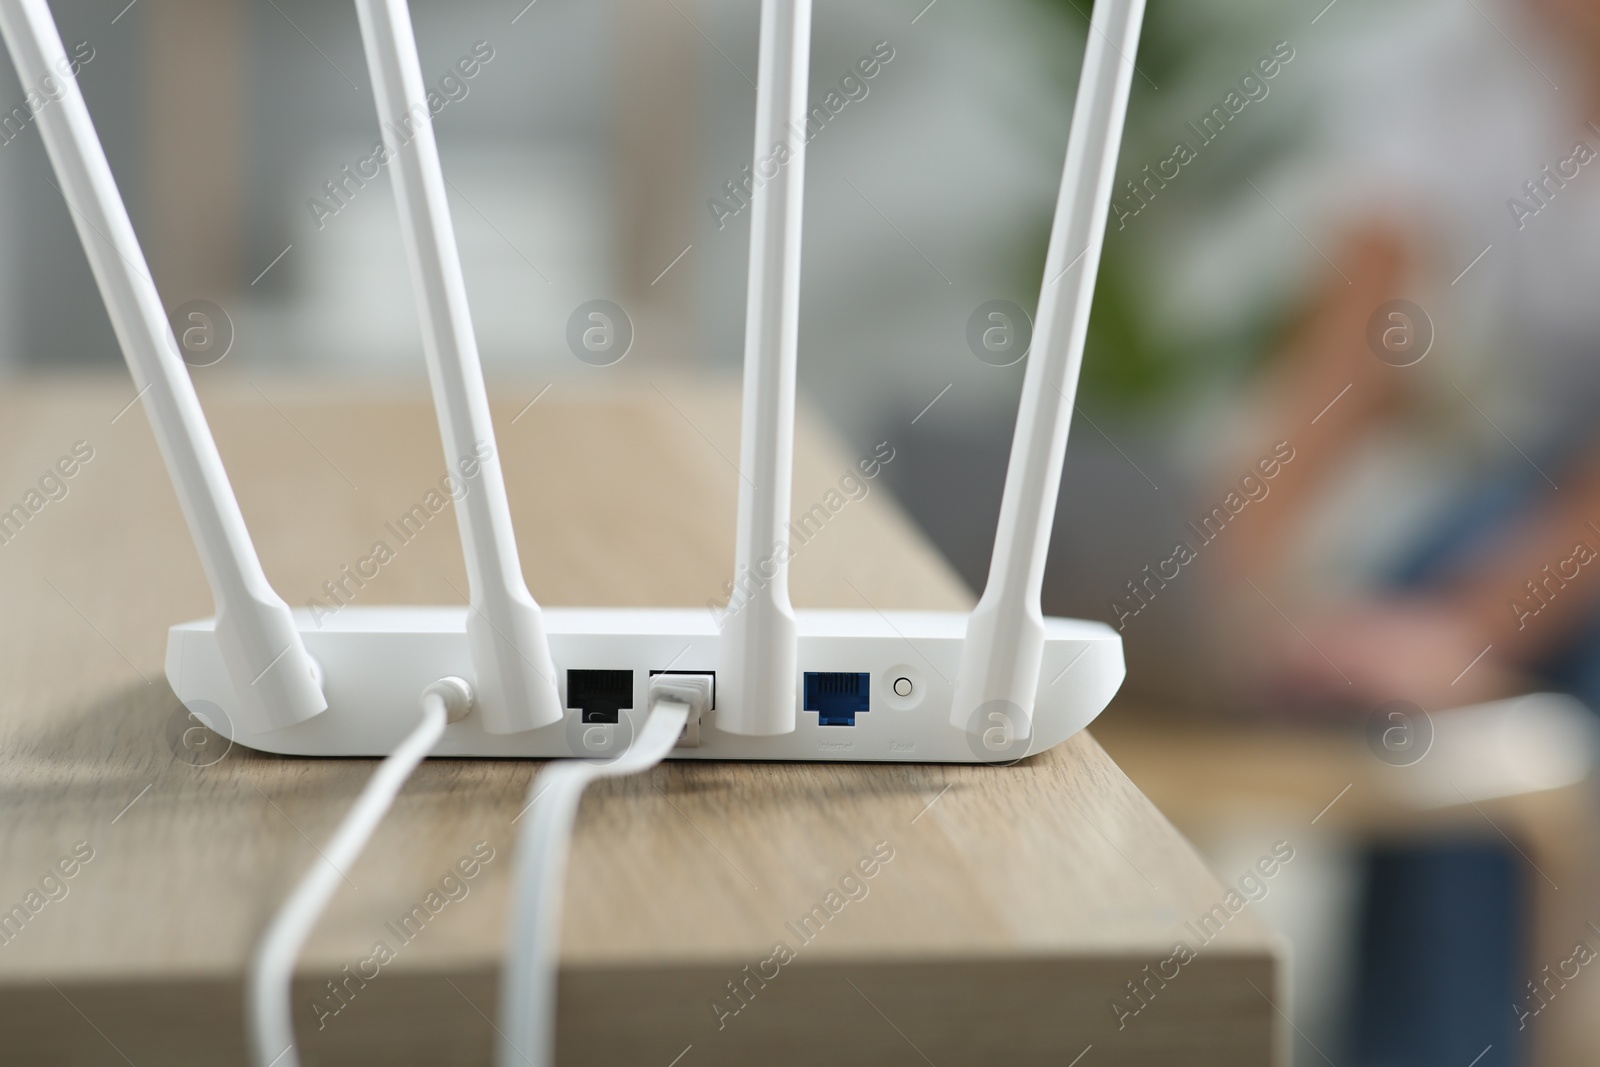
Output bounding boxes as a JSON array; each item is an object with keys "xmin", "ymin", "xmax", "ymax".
[{"xmin": 0, "ymin": 378, "xmax": 1280, "ymax": 1065}]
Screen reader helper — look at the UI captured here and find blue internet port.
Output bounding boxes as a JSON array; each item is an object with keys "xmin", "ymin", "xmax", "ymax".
[{"xmin": 804, "ymin": 672, "xmax": 870, "ymax": 726}]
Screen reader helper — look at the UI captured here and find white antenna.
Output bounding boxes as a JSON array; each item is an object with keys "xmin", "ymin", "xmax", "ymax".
[
  {"xmin": 0, "ymin": 0, "xmax": 326, "ymax": 734},
  {"xmin": 718, "ymin": 0, "xmax": 812, "ymax": 737},
  {"xmin": 950, "ymin": 0, "xmax": 1146, "ymax": 738},
  {"xmin": 353, "ymin": 0, "xmax": 562, "ymax": 734}
]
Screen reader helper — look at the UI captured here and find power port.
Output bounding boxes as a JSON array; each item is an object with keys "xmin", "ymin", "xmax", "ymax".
[
  {"xmin": 804, "ymin": 672, "xmax": 870, "ymax": 727},
  {"xmin": 566, "ymin": 669, "xmax": 632, "ymax": 724}
]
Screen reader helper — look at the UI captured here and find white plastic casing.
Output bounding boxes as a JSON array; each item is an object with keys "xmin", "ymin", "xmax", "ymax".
[{"xmin": 167, "ymin": 608, "xmax": 1123, "ymax": 762}]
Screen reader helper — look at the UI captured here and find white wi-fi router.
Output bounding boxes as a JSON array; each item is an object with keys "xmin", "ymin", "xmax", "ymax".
[{"xmin": 4, "ymin": 0, "xmax": 1143, "ymax": 763}]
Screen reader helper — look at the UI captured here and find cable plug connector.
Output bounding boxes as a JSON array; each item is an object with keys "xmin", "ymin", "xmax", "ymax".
[
  {"xmin": 422, "ymin": 676, "xmax": 475, "ymax": 723},
  {"xmin": 648, "ymin": 673, "xmax": 714, "ymax": 748}
]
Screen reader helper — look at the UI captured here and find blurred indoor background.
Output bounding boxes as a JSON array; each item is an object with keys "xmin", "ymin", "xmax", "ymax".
[
  {"xmin": 0, "ymin": 0, "xmax": 1341, "ymax": 701},
  {"xmin": 5, "ymin": 0, "xmax": 1600, "ymax": 1065}
]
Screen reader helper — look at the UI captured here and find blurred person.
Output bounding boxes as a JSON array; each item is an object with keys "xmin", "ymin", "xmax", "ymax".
[
  {"xmin": 1203, "ymin": 0, "xmax": 1600, "ymax": 1064},
  {"xmin": 1215, "ymin": 0, "xmax": 1600, "ymax": 715}
]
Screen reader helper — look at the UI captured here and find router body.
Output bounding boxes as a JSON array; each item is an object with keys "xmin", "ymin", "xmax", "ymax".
[{"xmin": 167, "ymin": 608, "xmax": 1124, "ymax": 762}]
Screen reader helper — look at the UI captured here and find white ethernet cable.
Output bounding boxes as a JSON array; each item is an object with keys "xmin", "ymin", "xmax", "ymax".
[
  {"xmin": 246, "ymin": 678, "xmax": 471, "ymax": 1067},
  {"xmin": 497, "ymin": 674, "xmax": 714, "ymax": 1067}
]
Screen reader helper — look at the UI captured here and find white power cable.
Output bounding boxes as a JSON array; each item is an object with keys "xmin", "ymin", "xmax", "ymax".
[
  {"xmin": 246, "ymin": 678, "xmax": 468, "ymax": 1067},
  {"xmin": 497, "ymin": 674, "xmax": 712, "ymax": 1067}
]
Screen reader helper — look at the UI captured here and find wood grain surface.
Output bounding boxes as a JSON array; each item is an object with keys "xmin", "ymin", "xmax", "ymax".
[{"xmin": 0, "ymin": 378, "xmax": 1279, "ymax": 1065}]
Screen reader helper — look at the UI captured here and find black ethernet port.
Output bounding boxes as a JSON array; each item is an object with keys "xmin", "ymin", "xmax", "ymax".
[
  {"xmin": 804, "ymin": 672, "xmax": 870, "ymax": 726},
  {"xmin": 566, "ymin": 669, "xmax": 632, "ymax": 724}
]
